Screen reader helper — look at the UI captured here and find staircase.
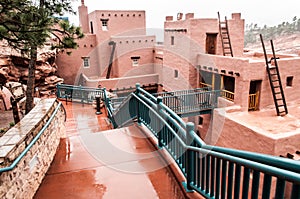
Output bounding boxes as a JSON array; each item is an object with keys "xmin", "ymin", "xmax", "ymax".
[
  {"xmin": 260, "ymin": 34, "xmax": 288, "ymax": 116},
  {"xmin": 218, "ymin": 12, "xmax": 233, "ymax": 57}
]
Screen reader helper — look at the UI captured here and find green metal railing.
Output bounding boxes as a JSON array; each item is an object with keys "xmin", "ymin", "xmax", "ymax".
[
  {"xmin": 110, "ymin": 87, "xmax": 217, "ymax": 116},
  {"xmin": 56, "ymin": 84, "xmax": 104, "ymax": 104},
  {"xmin": 0, "ymin": 101, "xmax": 64, "ymax": 173},
  {"xmin": 110, "ymin": 83, "xmax": 300, "ymax": 199}
]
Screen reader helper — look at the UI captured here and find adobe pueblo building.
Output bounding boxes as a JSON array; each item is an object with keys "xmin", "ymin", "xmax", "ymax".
[{"xmin": 56, "ymin": 0, "xmax": 300, "ymax": 159}]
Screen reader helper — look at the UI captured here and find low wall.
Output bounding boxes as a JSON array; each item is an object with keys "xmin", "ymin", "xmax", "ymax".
[
  {"xmin": 212, "ymin": 108, "xmax": 300, "ymax": 156},
  {"xmin": 0, "ymin": 98, "xmax": 66, "ymax": 199},
  {"xmin": 83, "ymin": 73, "xmax": 159, "ymax": 90}
]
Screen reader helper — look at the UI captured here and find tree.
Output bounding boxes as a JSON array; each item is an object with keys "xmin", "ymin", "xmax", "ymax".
[{"xmin": 0, "ymin": 0, "xmax": 84, "ymax": 113}]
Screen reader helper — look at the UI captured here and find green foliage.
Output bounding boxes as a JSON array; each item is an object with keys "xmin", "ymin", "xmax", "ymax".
[
  {"xmin": 245, "ymin": 16, "xmax": 300, "ymax": 46},
  {"xmin": 0, "ymin": 128, "xmax": 5, "ymax": 134},
  {"xmin": 0, "ymin": 0, "xmax": 84, "ymax": 113},
  {"xmin": 9, "ymin": 122, "xmax": 15, "ymax": 127},
  {"xmin": 0, "ymin": 0, "xmax": 84, "ymax": 54}
]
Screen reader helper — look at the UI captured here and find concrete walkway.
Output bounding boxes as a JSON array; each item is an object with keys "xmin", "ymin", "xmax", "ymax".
[{"xmin": 34, "ymin": 102, "xmax": 187, "ymax": 199}]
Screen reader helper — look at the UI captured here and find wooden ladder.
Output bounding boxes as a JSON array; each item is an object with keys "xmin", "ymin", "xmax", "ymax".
[
  {"xmin": 218, "ymin": 12, "xmax": 233, "ymax": 57},
  {"xmin": 260, "ymin": 34, "xmax": 288, "ymax": 116}
]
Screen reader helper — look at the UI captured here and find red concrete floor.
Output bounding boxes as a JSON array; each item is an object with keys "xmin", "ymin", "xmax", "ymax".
[{"xmin": 34, "ymin": 101, "xmax": 188, "ymax": 199}]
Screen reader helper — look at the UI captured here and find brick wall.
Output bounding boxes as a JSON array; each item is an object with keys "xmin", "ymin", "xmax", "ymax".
[{"xmin": 0, "ymin": 98, "xmax": 66, "ymax": 199}]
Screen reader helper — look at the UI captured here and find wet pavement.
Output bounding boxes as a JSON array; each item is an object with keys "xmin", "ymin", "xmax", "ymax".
[{"xmin": 34, "ymin": 101, "xmax": 187, "ymax": 199}]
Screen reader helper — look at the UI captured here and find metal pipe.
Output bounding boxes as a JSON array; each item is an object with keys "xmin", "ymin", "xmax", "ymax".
[{"xmin": 0, "ymin": 101, "xmax": 63, "ymax": 173}]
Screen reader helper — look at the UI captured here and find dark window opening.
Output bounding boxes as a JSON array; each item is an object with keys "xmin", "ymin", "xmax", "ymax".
[
  {"xmin": 174, "ymin": 69, "xmax": 179, "ymax": 78},
  {"xmin": 287, "ymin": 76, "xmax": 293, "ymax": 87},
  {"xmin": 90, "ymin": 21, "xmax": 94, "ymax": 34},
  {"xmin": 198, "ymin": 116, "xmax": 203, "ymax": 125},
  {"xmin": 171, "ymin": 36, "xmax": 174, "ymax": 45},
  {"xmin": 223, "ymin": 75, "xmax": 235, "ymax": 92},
  {"xmin": 199, "ymin": 70, "xmax": 213, "ymax": 86},
  {"xmin": 205, "ymin": 33, "xmax": 218, "ymax": 54}
]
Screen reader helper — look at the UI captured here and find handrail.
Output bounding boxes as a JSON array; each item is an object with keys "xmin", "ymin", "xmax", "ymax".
[
  {"xmin": 0, "ymin": 101, "xmax": 63, "ymax": 173},
  {"xmin": 103, "ymin": 88, "xmax": 118, "ymax": 128},
  {"xmin": 220, "ymin": 89, "xmax": 234, "ymax": 101},
  {"xmin": 204, "ymin": 145, "xmax": 300, "ymax": 173},
  {"xmin": 153, "ymin": 87, "xmax": 211, "ymax": 97},
  {"xmin": 188, "ymin": 146, "xmax": 300, "ymax": 183},
  {"xmin": 110, "ymin": 83, "xmax": 300, "ymax": 198},
  {"xmin": 56, "ymin": 83, "xmax": 105, "ymax": 103}
]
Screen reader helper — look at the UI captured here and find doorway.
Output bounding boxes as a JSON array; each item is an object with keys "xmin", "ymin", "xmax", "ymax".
[
  {"xmin": 206, "ymin": 33, "xmax": 218, "ymax": 55},
  {"xmin": 249, "ymin": 80, "xmax": 262, "ymax": 111}
]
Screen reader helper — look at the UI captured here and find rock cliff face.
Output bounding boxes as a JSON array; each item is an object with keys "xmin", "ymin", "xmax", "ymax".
[{"xmin": 0, "ymin": 41, "xmax": 63, "ymax": 96}]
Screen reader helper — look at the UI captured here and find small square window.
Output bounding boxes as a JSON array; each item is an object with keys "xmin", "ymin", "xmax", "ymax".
[
  {"xmin": 82, "ymin": 57, "xmax": 90, "ymax": 68},
  {"xmin": 101, "ymin": 19, "xmax": 108, "ymax": 31},
  {"xmin": 171, "ymin": 36, "xmax": 174, "ymax": 45},
  {"xmin": 174, "ymin": 69, "xmax": 178, "ymax": 78},
  {"xmin": 132, "ymin": 59, "xmax": 139, "ymax": 67},
  {"xmin": 131, "ymin": 56, "xmax": 140, "ymax": 67},
  {"xmin": 287, "ymin": 76, "xmax": 293, "ymax": 87}
]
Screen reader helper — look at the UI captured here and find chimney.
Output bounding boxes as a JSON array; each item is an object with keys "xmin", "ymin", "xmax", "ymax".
[
  {"xmin": 78, "ymin": 2, "xmax": 89, "ymax": 33},
  {"xmin": 232, "ymin": 13, "xmax": 241, "ymax": 20}
]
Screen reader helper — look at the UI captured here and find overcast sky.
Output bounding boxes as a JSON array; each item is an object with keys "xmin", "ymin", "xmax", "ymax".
[{"xmin": 69, "ymin": 0, "xmax": 300, "ymax": 28}]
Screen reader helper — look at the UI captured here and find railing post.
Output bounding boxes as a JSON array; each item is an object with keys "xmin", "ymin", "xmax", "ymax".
[
  {"xmin": 157, "ymin": 96, "xmax": 163, "ymax": 148},
  {"xmin": 136, "ymin": 83, "xmax": 141, "ymax": 125},
  {"xmin": 79, "ymin": 85, "xmax": 84, "ymax": 105},
  {"xmin": 95, "ymin": 95, "xmax": 102, "ymax": 115},
  {"xmin": 102, "ymin": 87, "xmax": 106, "ymax": 103},
  {"xmin": 183, "ymin": 122, "xmax": 195, "ymax": 192},
  {"xmin": 56, "ymin": 83, "xmax": 60, "ymax": 98}
]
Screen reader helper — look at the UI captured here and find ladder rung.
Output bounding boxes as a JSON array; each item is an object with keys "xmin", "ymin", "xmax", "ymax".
[
  {"xmin": 267, "ymin": 64, "xmax": 276, "ymax": 69},
  {"xmin": 277, "ymin": 104, "xmax": 285, "ymax": 107},
  {"xmin": 272, "ymin": 79, "xmax": 279, "ymax": 82},
  {"xmin": 275, "ymin": 92, "xmax": 281, "ymax": 95},
  {"xmin": 276, "ymin": 98, "xmax": 283, "ymax": 101},
  {"xmin": 273, "ymin": 86, "xmax": 280, "ymax": 88}
]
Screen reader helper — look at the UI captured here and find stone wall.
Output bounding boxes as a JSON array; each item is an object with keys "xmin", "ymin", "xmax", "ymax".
[{"xmin": 0, "ymin": 98, "xmax": 66, "ymax": 199}]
